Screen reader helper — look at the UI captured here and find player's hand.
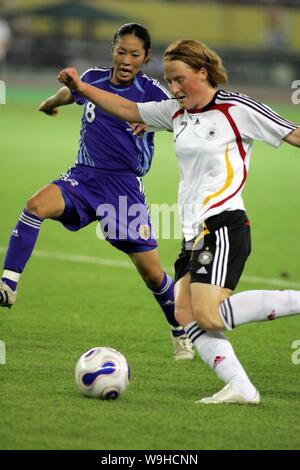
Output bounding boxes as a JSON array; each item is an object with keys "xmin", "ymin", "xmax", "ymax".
[
  {"xmin": 131, "ymin": 123, "xmax": 148, "ymax": 136},
  {"xmin": 58, "ymin": 67, "xmax": 81, "ymax": 92},
  {"xmin": 38, "ymin": 100, "xmax": 59, "ymax": 116}
]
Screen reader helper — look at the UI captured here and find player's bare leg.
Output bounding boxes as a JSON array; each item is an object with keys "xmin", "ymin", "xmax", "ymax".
[
  {"xmin": 0, "ymin": 184, "xmax": 65, "ymax": 308},
  {"xmin": 129, "ymin": 250, "xmax": 194, "ymax": 360},
  {"xmin": 26, "ymin": 184, "xmax": 65, "ymax": 219},
  {"xmin": 190, "ymin": 282, "xmax": 230, "ymax": 331}
]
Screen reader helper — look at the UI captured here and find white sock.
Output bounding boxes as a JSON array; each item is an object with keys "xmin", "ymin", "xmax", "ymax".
[
  {"xmin": 185, "ymin": 322, "xmax": 257, "ymax": 400},
  {"xmin": 220, "ymin": 290, "xmax": 300, "ymax": 330}
]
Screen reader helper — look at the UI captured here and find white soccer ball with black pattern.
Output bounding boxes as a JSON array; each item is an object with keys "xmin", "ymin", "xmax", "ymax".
[{"xmin": 75, "ymin": 347, "xmax": 130, "ymax": 399}]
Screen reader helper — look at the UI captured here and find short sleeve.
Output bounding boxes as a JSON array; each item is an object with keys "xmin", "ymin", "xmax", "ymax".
[
  {"xmin": 231, "ymin": 101, "xmax": 298, "ymax": 148},
  {"xmin": 137, "ymin": 100, "xmax": 176, "ymax": 131}
]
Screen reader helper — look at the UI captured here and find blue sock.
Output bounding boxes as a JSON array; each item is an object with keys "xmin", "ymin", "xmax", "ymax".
[
  {"xmin": 148, "ymin": 272, "xmax": 183, "ymax": 331},
  {"xmin": 2, "ymin": 209, "xmax": 43, "ymax": 290}
]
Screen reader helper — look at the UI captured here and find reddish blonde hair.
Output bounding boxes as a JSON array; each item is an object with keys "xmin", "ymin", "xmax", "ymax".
[{"xmin": 163, "ymin": 39, "xmax": 228, "ymax": 88}]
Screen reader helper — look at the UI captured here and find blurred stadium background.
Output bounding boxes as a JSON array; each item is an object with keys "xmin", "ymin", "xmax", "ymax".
[{"xmin": 1, "ymin": 0, "xmax": 300, "ymax": 96}]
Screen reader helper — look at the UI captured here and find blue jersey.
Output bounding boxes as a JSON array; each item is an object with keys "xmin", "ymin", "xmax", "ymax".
[{"xmin": 72, "ymin": 67, "xmax": 170, "ymax": 176}]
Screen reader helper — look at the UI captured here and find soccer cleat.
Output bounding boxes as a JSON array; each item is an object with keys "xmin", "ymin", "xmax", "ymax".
[
  {"xmin": 171, "ymin": 333, "xmax": 195, "ymax": 361},
  {"xmin": 195, "ymin": 383, "xmax": 260, "ymax": 405},
  {"xmin": 0, "ymin": 280, "xmax": 17, "ymax": 308}
]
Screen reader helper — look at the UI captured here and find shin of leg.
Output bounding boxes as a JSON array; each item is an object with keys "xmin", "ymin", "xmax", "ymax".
[
  {"xmin": 129, "ymin": 250, "xmax": 164, "ymax": 287},
  {"xmin": 174, "ymin": 273, "xmax": 194, "ymax": 327},
  {"xmin": 222, "ymin": 290, "xmax": 300, "ymax": 328},
  {"xmin": 190, "ymin": 283, "xmax": 231, "ymax": 330},
  {"xmin": 129, "ymin": 250, "xmax": 181, "ymax": 329},
  {"xmin": 26, "ymin": 184, "xmax": 65, "ymax": 220}
]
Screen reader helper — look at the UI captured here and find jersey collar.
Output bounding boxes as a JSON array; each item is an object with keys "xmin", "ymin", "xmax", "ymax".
[{"xmin": 188, "ymin": 90, "xmax": 220, "ymax": 114}]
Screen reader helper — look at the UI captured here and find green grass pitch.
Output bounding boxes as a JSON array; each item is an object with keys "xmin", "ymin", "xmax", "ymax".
[{"xmin": 0, "ymin": 87, "xmax": 300, "ymax": 450}]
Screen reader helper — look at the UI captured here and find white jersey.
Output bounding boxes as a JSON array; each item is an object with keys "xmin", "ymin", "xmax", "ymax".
[{"xmin": 138, "ymin": 90, "xmax": 298, "ymax": 241}]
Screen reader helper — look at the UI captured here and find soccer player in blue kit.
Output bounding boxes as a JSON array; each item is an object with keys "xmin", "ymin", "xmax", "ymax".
[{"xmin": 0, "ymin": 23, "xmax": 194, "ymax": 360}]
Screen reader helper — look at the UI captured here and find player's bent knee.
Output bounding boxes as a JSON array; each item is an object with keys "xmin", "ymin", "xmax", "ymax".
[
  {"xmin": 26, "ymin": 196, "xmax": 44, "ymax": 218},
  {"xmin": 193, "ymin": 307, "xmax": 223, "ymax": 331}
]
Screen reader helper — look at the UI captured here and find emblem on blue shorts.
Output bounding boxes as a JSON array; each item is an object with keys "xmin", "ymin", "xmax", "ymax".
[{"xmin": 139, "ymin": 224, "xmax": 150, "ymax": 240}]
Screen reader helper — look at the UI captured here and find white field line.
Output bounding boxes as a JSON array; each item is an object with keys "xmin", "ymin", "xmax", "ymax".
[{"xmin": 0, "ymin": 246, "xmax": 300, "ymax": 289}]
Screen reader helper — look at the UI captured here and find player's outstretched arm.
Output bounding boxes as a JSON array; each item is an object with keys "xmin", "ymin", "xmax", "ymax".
[
  {"xmin": 38, "ymin": 86, "xmax": 74, "ymax": 116},
  {"xmin": 58, "ymin": 67, "xmax": 143, "ymax": 124},
  {"xmin": 284, "ymin": 126, "xmax": 300, "ymax": 147}
]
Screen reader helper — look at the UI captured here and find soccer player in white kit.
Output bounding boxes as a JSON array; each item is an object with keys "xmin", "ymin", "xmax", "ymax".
[{"xmin": 57, "ymin": 39, "xmax": 300, "ymax": 404}]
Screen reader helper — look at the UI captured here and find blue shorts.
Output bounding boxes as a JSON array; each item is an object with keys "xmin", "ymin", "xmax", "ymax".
[{"xmin": 52, "ymin": 165, "xmax": 157, "ymax": 254}]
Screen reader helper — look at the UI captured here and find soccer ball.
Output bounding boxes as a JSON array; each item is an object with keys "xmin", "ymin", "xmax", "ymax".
[{"xmin": 75, "ymin": 346, "xmax": 130, "ymax": 399}]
